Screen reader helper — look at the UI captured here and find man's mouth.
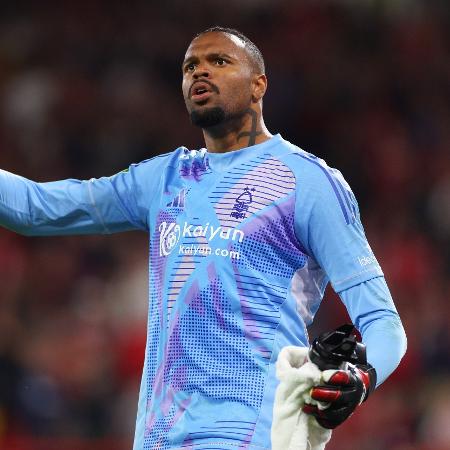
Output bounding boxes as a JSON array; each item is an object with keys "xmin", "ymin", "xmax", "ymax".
[{"xmin": 189, "ymin": 81, "xmax": 218, "ymax": 102}]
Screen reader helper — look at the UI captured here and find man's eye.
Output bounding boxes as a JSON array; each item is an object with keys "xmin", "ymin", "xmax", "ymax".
[
  {"xmin": 216, "ymin": 58, "xmax": 226, "ymax": 66},
  {"xmin": 186, "ymin": 63, "xmax": 196, "ymax": 72}
]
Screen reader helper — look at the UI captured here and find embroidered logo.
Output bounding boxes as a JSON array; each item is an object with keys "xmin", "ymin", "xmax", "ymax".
[
  {"xmin": 166, "ymin": 188, "xmax": 189, "ymax": 208},
  {"xmin": 179, "ymin": 148, "xmax": 210, "ymax": 180},
  {"xmin": 230, "ymin": 187, "xmax": 255, "ymax": 219}
]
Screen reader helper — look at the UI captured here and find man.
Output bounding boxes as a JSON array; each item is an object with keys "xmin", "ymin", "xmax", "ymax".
[{"xmin": 0, "ymin": 27, "xmax": 406, "ymax": 449}]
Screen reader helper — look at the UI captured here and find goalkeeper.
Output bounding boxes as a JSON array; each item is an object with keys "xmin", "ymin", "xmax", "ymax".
[{"xmin": 0, "ymin": 27, "xmax": 406, "ymax": 449}]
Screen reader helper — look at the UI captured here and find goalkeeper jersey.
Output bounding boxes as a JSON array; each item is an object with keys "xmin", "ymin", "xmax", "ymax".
[{"xmin": 0, "ymin": 134, "xmax": 388, "ymax": 449}]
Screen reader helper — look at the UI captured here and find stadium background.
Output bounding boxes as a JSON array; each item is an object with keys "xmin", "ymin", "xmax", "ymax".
[{"xmin": 0, "ymin": 1, "xmax": 448, "ymax": 449}]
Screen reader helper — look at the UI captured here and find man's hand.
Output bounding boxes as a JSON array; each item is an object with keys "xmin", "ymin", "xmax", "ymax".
[{"xmin": 302, "ymin": 363, "xmax": 376, "ymax": 429}]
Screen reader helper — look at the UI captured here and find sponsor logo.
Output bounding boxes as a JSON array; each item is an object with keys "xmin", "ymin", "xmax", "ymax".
[
  {"xmin": 358, "ymin": 255, "xmax": 377, "ymax": 266},
  {"xmin": 358, "ymin": 244, "xmax": 377, "ymax": 267},
  {"xmin": 159, "ymin": 222, "xmax": 181, "ymax": 256},
  {"xmin": 178, "ymin": 244, "xmax": 240, "ymax": 260},
  {"xmin": 159, "ymin": 221, "xmax": 244, "ymax": 257}
]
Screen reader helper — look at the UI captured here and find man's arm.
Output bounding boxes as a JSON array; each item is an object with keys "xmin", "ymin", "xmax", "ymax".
[
  {"xmin": 340, "ymin": 277, "xmax": 406, "ymax": 386},
  {"xmin": 291, "ymin": 151, "xmax": 406, "ymax": 427},
  {"xmin": 0, "ymin": 165, "xmax": 150, "ymax": 236},
  {"xmin": 303, "ymin": 277, "xmax": 406, "ymax": 428},
  {"xmin": 291, "ymin": 151, "xmax": 406, "ymax": 377}
]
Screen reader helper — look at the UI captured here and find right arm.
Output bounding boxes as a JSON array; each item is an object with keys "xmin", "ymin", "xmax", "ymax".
[{"xmin": 0, "ymin": 163, "xmax": 153, "ymax": 236}]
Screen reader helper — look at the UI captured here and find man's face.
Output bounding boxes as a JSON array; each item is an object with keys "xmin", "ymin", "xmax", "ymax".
[{"xmin": 182, "ymin": 32, "xmax": 254, "ymax": 128}]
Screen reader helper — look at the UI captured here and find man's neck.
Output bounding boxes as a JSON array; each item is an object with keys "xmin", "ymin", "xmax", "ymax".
[{"xmin": 202, "ymin": 108, "xmax": 272, "ymax": 153}]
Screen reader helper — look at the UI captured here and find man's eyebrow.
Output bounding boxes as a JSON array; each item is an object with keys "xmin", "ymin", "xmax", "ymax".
[
  {"xmin": 182, "ymin": 55, "xmax": 198, "ymax": 68},
  {"xmin": 182, "ymin": 52, "xmax": 236, "ymax": 68},
  {"xmin": 207, "ymin": 52, "xmax": 235, "ymax": 60}
]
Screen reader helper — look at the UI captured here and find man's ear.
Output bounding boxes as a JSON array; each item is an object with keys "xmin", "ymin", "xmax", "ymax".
[{"xmin": 252, "ymin": 74, "xmax": 267, "ymax": 103}]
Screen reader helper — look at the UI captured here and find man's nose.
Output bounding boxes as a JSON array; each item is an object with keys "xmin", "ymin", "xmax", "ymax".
[{"xmin": 193, "ymin": 65, "xmax": 210, "ymax": 79}]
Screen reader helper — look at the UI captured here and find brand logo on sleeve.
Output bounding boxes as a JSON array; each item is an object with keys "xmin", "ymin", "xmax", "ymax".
[{"xmin": 358, "ymin": 244, "xmax": 378, "ymax": 267}]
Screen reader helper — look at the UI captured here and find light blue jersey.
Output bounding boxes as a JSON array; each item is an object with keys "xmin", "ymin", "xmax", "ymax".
[{"xmin": 0, "ymin": 135, "xmax": 406, "ymax": 449}]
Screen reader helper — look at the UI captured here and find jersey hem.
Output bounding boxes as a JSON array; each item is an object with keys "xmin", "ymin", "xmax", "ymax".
[{"xmin": 170, "ymin": 443, "xmax": 269, "ymax": 450}]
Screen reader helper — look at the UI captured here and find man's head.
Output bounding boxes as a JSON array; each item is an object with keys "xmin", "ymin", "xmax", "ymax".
[{"xmin": 182, "ymin": 27, "xmax": 267, "ymax": 130}]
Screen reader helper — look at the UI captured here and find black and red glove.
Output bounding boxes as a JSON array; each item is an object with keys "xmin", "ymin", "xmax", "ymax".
[{"xmin": 303, "ymin": 363, "xmax": 376, "ymax": 429}]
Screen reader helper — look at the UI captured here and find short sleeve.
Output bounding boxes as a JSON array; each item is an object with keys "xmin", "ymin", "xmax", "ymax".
[{"xmin": 292, "ymin": 153, "xmax": 383, "ymax": 292}]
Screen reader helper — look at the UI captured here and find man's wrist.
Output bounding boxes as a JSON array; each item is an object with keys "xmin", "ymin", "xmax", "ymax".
[{"xmin": 356, "ymin": 363, "xmax": 377, "ymax": 402}]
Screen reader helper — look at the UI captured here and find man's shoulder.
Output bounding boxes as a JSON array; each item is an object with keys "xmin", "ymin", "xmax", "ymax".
[
  {"xmin": 126, "ymin": 146, "xmax": 189, "ymax": 173},
  {"xmin": 273, "ymin": 137, "xmax": 344, "ymax": 187},
  {"xmin": 276, "ymin": 138, "xmax": 358, "ymax": 224}
]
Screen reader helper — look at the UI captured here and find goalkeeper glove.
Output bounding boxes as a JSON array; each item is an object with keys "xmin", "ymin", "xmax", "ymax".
[{"xmin": 302, "ymin": 362, "xmax": 376, "ymax": 429}]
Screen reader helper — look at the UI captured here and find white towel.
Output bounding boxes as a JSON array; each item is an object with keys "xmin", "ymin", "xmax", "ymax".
[{"xmin": 271, "ymin": 346, "xmax": 332, "ymax": 450}]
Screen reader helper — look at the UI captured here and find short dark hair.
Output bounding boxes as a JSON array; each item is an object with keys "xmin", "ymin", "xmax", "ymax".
[{"xmin": 194, "ymin": 26, "xmax": 265, "ymax": 74}]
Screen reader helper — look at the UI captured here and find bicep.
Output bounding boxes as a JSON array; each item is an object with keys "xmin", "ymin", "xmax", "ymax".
[{"xmin": 294, "ymin": 164, "xmax": 383, "ymax": 291}]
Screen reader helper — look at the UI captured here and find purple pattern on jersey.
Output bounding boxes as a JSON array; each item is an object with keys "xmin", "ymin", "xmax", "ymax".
[
  {"xmin": 143, "ymin": 151, "xmax": 308, "ymax": 449},
  {"xmin": 145, "ymin": 208, "xmax": 190, "ymax": 446},
  {"xmin": 209, "ymin": 154, "xmax": 296, "ymax": 229},
  {"xmin": 239, "ymin": 425, "xmax": 257, "ymax": 450},
  {"xmin": 146, "ymin": 209, "xmax": 179, "ymax": 407},
  {"xmin": 230, "ymin": 195, "xmax": 308, "ymax": 365},
  {"xmin": 207, "ymin": 263, "xmax": 226, "ymax": 330},
  {"xmin": 179, "ymin": 148, "xmax": 210, "ymax": 180}
]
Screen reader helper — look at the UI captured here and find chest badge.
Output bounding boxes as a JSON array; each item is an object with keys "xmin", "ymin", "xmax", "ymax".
[{"xmin": 230, "ymin": 187, "xmax": 256, "ymax": 219}]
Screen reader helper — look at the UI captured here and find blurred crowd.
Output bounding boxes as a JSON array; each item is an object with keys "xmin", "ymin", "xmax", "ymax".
[{"xmin": 0, "ymin": 1, "xmax": 448, "ymax": 449}]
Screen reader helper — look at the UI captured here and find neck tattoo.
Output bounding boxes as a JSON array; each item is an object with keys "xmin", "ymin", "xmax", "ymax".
[{"xmin": 237, "ymin": 109, "xmax": 262, "ymax": 146}]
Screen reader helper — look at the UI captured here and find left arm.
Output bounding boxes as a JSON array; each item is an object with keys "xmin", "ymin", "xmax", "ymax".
[
  {"xmin": 291, "ymin": 153, "xmax": 406, "ymax": 378},
  {"xmin": 303, "ymin": 277, "xmax": 406, "ymax": 429},
  {"xmin": 291, "ymin": 151, "xmax": 406, "ymax": 427},
  {"xmin": 339, "ymin": 276, "xmax": 407, "ymax": 386}
]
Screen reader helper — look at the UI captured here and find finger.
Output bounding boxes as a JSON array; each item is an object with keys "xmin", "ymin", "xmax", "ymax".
[
  {"xmin": 322, "ymin": 369, "xmax": 351, "ymax": 385},
  {"xmin": 316, "ymin": 404, "xmax": 355, "ymax": 426},
  {"xmin": 302, "ymin": 403, "xmax": 319, "ymax": 415},
  {"xmin": 312, "ymin": 385, "xmax": 360, "ymax": 405},
  {"xmin": 303, "ymin": 404, "xmax": 336, "ymax": 429},
  {"xmin": 311, "ymin": 386, "xmax": 342, "ymax": 402}
]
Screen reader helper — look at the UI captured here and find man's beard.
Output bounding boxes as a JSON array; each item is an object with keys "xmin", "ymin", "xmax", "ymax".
[{"xmin": 190, "ymin": 106, "xmax": 226, "ymax": 128}]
